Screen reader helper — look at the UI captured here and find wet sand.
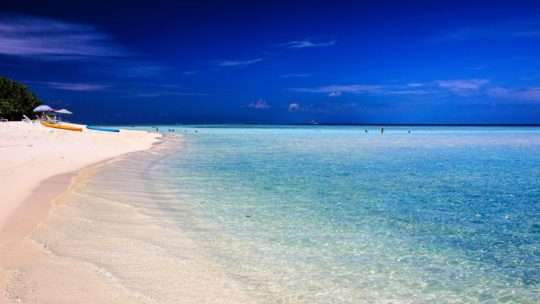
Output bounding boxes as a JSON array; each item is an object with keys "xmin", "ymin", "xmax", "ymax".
[{"xmin": 0, "ymin": 122, "xmax": 160, "ymax": 303}]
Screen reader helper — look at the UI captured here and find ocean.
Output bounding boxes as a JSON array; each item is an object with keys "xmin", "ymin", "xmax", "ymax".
[{"xmin": 30, "ymin": 126, "xmax": 540, "ymax": 303}]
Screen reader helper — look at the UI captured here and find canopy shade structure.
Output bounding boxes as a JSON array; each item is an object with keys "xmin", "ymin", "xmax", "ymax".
[
  {"xmin": 55, "ymin": 109, "xmax": 73, "ymax": 114},
  {"xmin": 33, "ymin": 105, "xmax": 55, "ymax": 112}
]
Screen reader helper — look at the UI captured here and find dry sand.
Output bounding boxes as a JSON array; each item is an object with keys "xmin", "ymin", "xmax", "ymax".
[{"xmin": 0, "ymin": 121, "xmax": 160, "ymax": 303}]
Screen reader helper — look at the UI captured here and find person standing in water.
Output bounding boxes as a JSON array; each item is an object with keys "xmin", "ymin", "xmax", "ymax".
[{"xmin": 381, "ymin": 127, "xmax": 384, "ymax": 134}]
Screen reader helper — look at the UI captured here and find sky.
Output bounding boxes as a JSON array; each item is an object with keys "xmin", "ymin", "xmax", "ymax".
[{"xmin": 1, "ymin": 0, "xmax": 540, "ymax": 124}]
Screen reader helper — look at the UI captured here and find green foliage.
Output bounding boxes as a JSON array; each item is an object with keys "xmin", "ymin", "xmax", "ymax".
[{"xmin": 0, "ymin": 77, "xmax": 42, "ymax": 120}]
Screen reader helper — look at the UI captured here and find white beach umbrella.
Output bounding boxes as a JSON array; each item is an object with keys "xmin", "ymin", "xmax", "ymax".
[
  {"xmin": 33, "ymin": 105, "xmax": 55, "ymax": 120},
  {"xmin": 33, "ymin": 105, "xmax": 55, "ymax": 112},
  {"xmin": 55, "ymin": 109, "xmax": 73, "ymax": 114}
]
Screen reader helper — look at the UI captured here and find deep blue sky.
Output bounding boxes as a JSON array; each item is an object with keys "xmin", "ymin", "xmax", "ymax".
[{"xmin": 1, "ymin": 0, "xmax": 540, "ymax": 124}]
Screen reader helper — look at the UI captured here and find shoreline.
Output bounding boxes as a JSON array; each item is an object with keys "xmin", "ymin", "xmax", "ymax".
[
  {"xmin": 0, "ymin": 122, "xmax": 162, "ymax": 303},
  {"xmin": 2, "ymin": 132, "xmax": 255, "ymax": 303}
]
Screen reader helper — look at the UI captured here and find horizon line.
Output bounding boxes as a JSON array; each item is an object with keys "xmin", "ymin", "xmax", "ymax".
[{"xmin": 100, "ymin": 123, "xmax": 540, "ymax": 127}]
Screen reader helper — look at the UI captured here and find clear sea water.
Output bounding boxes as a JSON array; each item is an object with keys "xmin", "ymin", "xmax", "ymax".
[
  {"xmin": 31, "ymin": 125, "xmax": 540, "ymax": 303},
  {"xmin": 112, "ymin": 125, "xmax": 539, "ymax": 303}
]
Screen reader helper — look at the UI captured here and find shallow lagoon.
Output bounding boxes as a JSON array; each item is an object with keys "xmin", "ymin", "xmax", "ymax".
[{"xmin": 54, "ymin": 125, "xmax": 540, "ymax": 302}]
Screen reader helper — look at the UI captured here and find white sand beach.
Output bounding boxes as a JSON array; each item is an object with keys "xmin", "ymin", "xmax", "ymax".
[{"xmin": 0, "ymin": 121, "xmax": 160, "ymax": 303}]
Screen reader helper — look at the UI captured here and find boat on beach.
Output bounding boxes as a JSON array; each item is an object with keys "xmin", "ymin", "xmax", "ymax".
[
  {"xmin": 86, "ymin": 125, "xmax": 120, "ymax": 132},
  {"xmin": 40, "ymin": 121, "xmax": 82, "ymax": 132}
]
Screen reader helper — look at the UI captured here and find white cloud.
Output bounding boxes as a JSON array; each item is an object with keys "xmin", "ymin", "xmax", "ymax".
[
  {"xmin": 280, "ymin": 38, "xmax": 336, "ymax": 49},
  {"xmin": 0, "ymin": 14, "xmax": 168, "ymax": 80},
  {"xmin": 435, "ymin": 79, "xmax": 489, "ymax": 96},
  {"xmin": 383, "ymin": 90, "xmax": 429, "ymax": 95},
  {"xmin": 291, "ymin": 79, "xmax": 492, "ymax": 97},
  {"xmin": 40, "ymin": 82, "xmax": 108, "ymax": 91},
  {"xmin": 292, "ymin": 84, "xmax": 385, "ymax": 94},
  {"xmin": 328, "ymin": 91, "xmax": 341, "ymax": 97},
  {"xmin": 92, "ymin": 62, "xmax": 170, "ymax": 78},
  {"xmin": 217, "ymin": 58, "xmax": 263, "ymax": 67},
  {"xmin": 0, "ymin": 14, "xmax": 126, "ymax": 60},
  {"xmin": 287, "ymin": 102, "xmax": 314, "ymax": 112},
  {"xmin": 435, "ymin": 79, "xmax": 489, "ymax": 90},
  {"xmin": 247, "ymin": 99, "xmax": 271, "ymax": 109},
  {"xmin": 487, "ymin": 87, "xmax": 540, "ymax": 102},
  {"xmin": 288, "ymin": 79, "xmax": 540, "ymax": 103},
  {"xmin": 288, "ymin": 102, "xmax": 301, "ymax": 111}
]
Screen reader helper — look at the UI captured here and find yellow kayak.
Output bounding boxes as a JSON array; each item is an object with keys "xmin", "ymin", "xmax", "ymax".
[{"xmin": 40, "ymin": 121, "xmax": 82, "ymax": 132}]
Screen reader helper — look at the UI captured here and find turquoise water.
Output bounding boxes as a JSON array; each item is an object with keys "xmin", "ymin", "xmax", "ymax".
[{"xmin": 129, "ymin": 126, "xmax": 540, "ymax": 302}]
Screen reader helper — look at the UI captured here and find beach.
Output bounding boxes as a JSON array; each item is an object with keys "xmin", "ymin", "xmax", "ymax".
[
  {"xmin": 0, "ymin": 122, "xmax": 160, "ymax": 303},
  {"xmin": 0, "ymin": 124, "xmax": 539, "ymax": 303},
  {"xmin": 0, "ymin": 122, "xmax": 255, "ymax": 304}
]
